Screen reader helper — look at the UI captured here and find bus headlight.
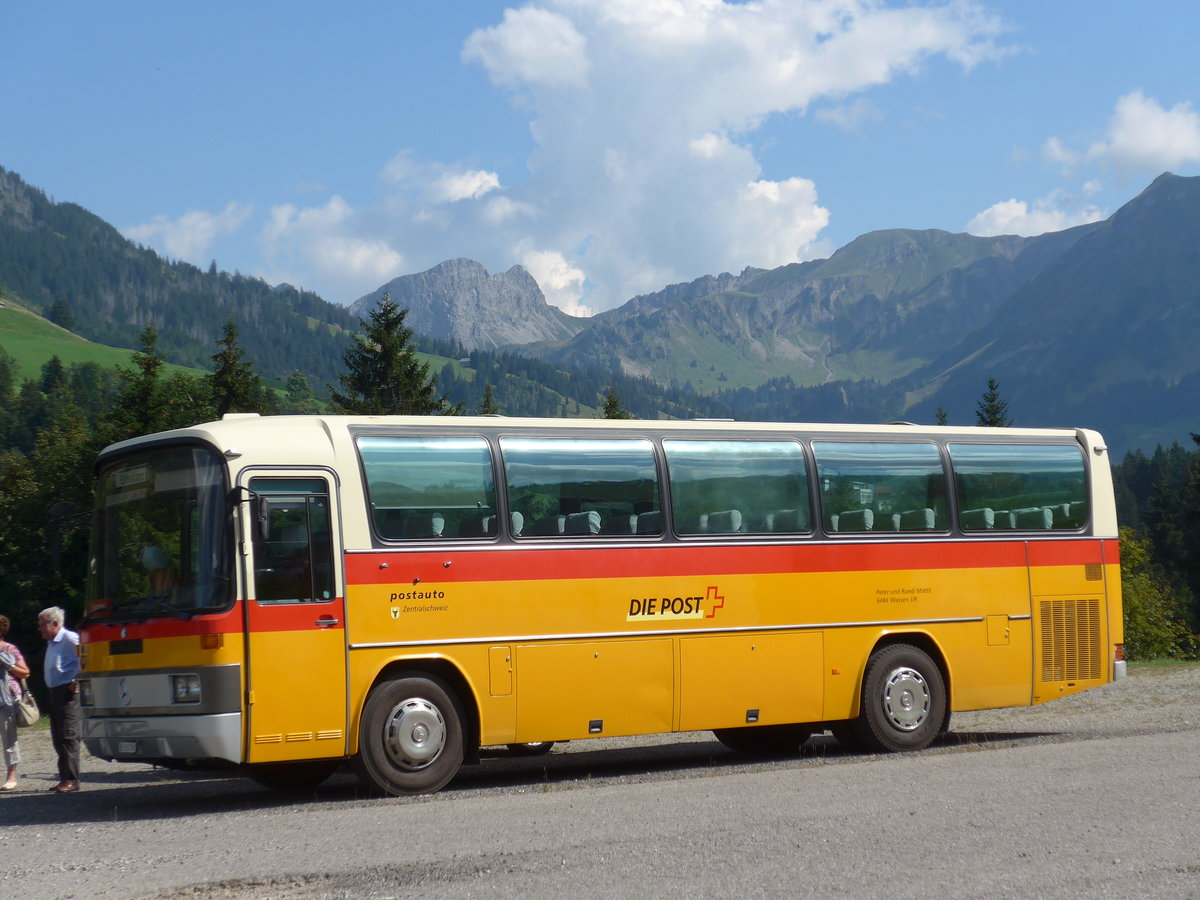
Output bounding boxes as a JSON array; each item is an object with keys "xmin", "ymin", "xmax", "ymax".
[
  {"xmin": 171, "ymin": 674, "xmax": 202, "ymax": 704},
  {"xmin": 79, "ymin": 679, "xmax": 94, "ymax": 707}
]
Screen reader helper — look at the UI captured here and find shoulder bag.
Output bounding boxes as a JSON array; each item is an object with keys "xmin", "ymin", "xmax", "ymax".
[{"xmin": 15, "ymin": 678, "xmax": 39, "ymax": 727}]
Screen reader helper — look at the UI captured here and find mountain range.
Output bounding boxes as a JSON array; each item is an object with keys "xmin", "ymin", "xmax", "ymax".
[
  {"xmin": 2, "ymin": 165, "xmax": 1198, "ymax": 455},
  {"xmin": 348, "ymin": 173, "xmax": 1200, "ymax": 453}
]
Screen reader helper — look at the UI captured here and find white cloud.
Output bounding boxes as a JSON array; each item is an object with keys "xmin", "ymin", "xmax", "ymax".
[
  {"xmin": 734, "ymin": 177, "xmax": 830, "ymax": 267},
  {"xmin": 252, "ymin": 2, "xmax": 1011, "ymax": 313},
  {"xmin": 124, "ymin": 202, "xmax": 252, "ymax": 263},
  {"xmin": 482, "ymin": 195, "xmax": 538, "ymax": 225},
  {"xmin": 966, "ymin": 190, "xmax": 1105, "ymax": 237},
  {"xmin": 689, "ymin": 132, "xmax": 737, "ymax": 160},
  {"xmin": 449, "ymin": 0, "xmax": 1008, "ymax": 310},
  {"xmin": 432, "ymin": 169, "xmax": 502, "ymax": 202},
  {"xmin": 1045, "ymin": 91, "xmax": 1200, "ymax": 175},
  {"xmin": 462, "ymin": 6, "xmax": 590, "ymax": 89},
  {"xmin": 1042, "ymin": 136, "xmax": 1078, "ymax": 167},
  {"xmin": 522, "ymin": 249, "xmax": 591, "ymax": 316},
  {"xmin": 1086, "ymin": 90, "xmax": 1200, "ymax": 171},
  {"xmin": 259, "ymin": 197, "xmax": 404, "ymax": 302}
]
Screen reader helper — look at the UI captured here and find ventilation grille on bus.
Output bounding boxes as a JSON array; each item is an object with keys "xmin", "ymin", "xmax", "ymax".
[
  {"xmin": 1039, "ymin": 599, "xmax": 1101, "ymax": 682},
  {"xmin": 110, "ymin": 639, "xmax": 144, "ymax": 655}
]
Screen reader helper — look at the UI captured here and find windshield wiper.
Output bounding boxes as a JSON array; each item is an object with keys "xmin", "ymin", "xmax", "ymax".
[{"xmin": 86, "ymin": 594, "xmax": 193, "ymax": 624}]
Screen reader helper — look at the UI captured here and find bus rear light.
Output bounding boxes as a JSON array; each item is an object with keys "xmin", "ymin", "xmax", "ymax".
[
  {"xmin": 79, "ymin": 679, "xmax": 94, "ymax": 707},
  {"xmin": 172, "ymin": 674, "xmax": 202, "ymax": 703},
  {"xmin": 1114, "ymin": 643, "xmax": 1126, "ymax": 662},
  {"xmin": 200, "ymin": 634, "xmax": 223, "ymax": 650}
]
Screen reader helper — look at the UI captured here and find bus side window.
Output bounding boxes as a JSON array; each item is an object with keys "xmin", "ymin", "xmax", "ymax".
[
  {"xmin": 500, "ymin": 437, "xmax": 660, "ymax": 539},
  {"xmin": 249, "ymin": 479, "xmax": 334, "ymax": 604},
  {"xmin": 663, "ymin": 439, "xmax": 811, "ymax": 536},
  {"xmin": 813, "ymin": 441, "xmax": 947, "ymax": 535},
  {"xmin": 949, "ymin": 443, "xmax": 1088, "ymax": 532},
  {"xmin": 357, "ymin": 436, "xmax": 497, "ymax": 541}
]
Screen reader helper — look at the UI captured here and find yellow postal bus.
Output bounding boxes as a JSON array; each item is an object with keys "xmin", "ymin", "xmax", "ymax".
[{"xmin": 78, "ymin": 415, "xmax": 1124, "ymax": 794}]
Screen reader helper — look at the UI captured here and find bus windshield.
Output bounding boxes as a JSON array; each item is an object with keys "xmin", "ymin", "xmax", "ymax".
[{"xmin": 86, "ymin": 445, "xmax": 232, "ymax": 621}]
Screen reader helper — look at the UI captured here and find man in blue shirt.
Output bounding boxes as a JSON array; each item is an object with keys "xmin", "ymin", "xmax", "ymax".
[{"xmin": 38, "ymin": 606, "xmax": 81, "ymax": 792}]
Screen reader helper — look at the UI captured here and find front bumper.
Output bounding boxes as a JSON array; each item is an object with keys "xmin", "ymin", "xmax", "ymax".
[{"xmin": 83, "ymin": 712, "xmax": 242, "ymax": 763}]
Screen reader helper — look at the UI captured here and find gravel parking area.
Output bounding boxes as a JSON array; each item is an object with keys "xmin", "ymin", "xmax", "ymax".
[{"xmin": 2, "ymin": 663, "xmax": 1197, "ymax": 900}]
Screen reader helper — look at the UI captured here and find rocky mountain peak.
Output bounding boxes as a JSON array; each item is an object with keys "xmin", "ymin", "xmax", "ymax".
[{"xmin": 349, "ymin": 258, "xmax": 584, "ymax": 351}]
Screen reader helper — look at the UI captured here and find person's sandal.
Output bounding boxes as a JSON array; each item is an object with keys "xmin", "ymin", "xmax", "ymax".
[{"xmin": 0, "ymin": 781, "xmax": 17, "ymax": 791}]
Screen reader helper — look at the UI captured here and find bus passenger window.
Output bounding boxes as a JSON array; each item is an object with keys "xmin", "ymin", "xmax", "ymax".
[
  {"xmin": 358, "ymin": 436, "xmax": 497, "ymax": 540},
  {"xmin": 500, "ymin": 437, "xmax": 660, "ymax": 538},
  {"xmin": 813, "ymin": 442, "xmax": 947, "ymax": 534},
  {"xmin": 949, "ymin": 443, "xmax": 1087, "ymax": 532},
  {"xmin": 663, "ymin": 440, "xmax": 811, "ymax": 536}
]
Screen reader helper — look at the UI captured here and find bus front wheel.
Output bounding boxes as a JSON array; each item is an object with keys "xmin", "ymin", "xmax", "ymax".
[
  {"xmin": 356, "ymin": 674, "xmax": 465, "ymax": 795},
  {"xmin": 852, "ymin": 644, "xmax": 945, "ymax": 753}
]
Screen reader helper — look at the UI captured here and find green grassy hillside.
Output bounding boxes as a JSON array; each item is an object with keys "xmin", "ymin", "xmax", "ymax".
[{"xmin": 0, "ymin": 295, "xmax": 206, "ymax": 381}]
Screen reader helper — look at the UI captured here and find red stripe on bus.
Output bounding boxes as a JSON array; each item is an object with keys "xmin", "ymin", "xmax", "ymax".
[
  {"xmin": 344, "ymin": 539, "xmax": 1106, "ymax": 585},
  {"xmin": 81, "ymin": 607, "xmax": 245, "ymax": 643},
  {"xmin": 245, "ymin": 598, "xmax": 346, "ymax": 631}
]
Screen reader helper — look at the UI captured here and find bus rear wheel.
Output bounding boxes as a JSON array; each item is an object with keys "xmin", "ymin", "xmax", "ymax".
[
  {"xmin": 356, "ymin": 674, "xmax": 465, "ymax": 795},
  {"xmin": 852, "ymin": 643, "xmax": 945, "ymax": 753},
  {"xmin": 713, "ymin": 724, "xmax": 811, "ymax": 755}
]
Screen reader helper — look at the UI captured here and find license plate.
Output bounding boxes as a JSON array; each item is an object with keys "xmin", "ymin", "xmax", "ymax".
[{"xmin": 117, "ymin": 741, "xmax": 138, "ymax": 754}]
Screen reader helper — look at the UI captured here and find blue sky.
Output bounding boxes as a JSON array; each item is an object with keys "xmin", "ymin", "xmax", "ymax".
[{"xmin": 4, "ymin": 1, "xmax": 1199, "ymax": 315}]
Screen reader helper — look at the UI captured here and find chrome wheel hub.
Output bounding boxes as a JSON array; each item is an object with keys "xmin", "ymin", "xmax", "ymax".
[
  {"xmin": 384, "ymin": 698, "xmax": 446, "ymax": 771},
  {"xmin": 881, "ymin": 666, "xmax": 930, "ymax": 731}
]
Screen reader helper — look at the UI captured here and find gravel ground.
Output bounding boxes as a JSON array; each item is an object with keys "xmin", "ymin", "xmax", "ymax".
[{"xmin": 1, "ymin": 663, "xmax": 1197, "ymax": 900}]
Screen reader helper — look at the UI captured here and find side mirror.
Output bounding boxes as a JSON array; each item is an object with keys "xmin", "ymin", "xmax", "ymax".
[{"xmin": 253, "ymin": 496, "xmax": 271, "ymax": 542}]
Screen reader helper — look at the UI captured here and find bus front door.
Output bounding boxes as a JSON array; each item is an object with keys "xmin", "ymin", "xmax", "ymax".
[{"xmin": 241, "ymin": 473, "xmax": 348, "ymax": 764}]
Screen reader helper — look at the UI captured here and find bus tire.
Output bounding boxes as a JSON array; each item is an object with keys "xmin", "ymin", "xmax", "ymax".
[
  {"xmin": 713, "ymin": 724, "xmax": 811, "ymax": 755},
  {"xmin": 852, "ymin": 644, "xmax": 945, "ymax": 753},
  {"xmin": 356, "ymin": 674, "xmax": 465, "ymax": 795},
  {"xmin": 247, "ymin": 759, "xmax": 340, "ymax": 790}
]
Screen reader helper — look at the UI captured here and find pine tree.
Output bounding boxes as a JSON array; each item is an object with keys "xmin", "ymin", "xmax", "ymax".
[
  {"xmin": 210, "ymin": 319, "xmax": 264, "ymax": 417},
  {"xmin": 602, "ymin": 385, "xmax": 633, "ymax": 419},
  {"xmin": 975, "ymin": 378, "xmax": 1012, "ymax": 427},
  {"xmin": 479, "ymin": 383, "xmax": 499, "ymax": 415},
  {"xmin": 329, "ymin": 294, "xmax": 458, "ymax": 415},
  {"xmin": 48, "ymin": 297, "xmax": 75, "ymax": 331},
  {"xmin": 284, "ymin": 370, "xmax": 322, "ymax": 414},
  {"xmin": 40, "ymin": 356, "xmax": 67, "ymax": 394},
  {"xmin": 935, "ymin": 405, "xmax": 948, "ymax": 426},
  {"xmin": 107, "ymin": 324, "xmax": 166, "ymax": 440}
]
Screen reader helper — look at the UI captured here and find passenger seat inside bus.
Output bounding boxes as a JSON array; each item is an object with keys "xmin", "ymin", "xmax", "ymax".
[
  {"xmin": 601, "ymin": 514, "xmax": 638, "ymax": 535},
  {"xmin": 530, "ymin": 510, "xmax": 601, "ymax": 536},
  {"xmin": 403, "ymin": 513, "xmax": 445, "ymax": 538},
  {"xmin": 897, "ymin": 507, "xmax": 936, "ymax": 531},
  {"xmin": 764, "ymin": 507, "xmax": 809, "ymax": 532},
  {"xmin": 960, "ymin": 507, "xmax": 995, "ymax": 529},
  {"xmin": 635, "ymin": 510, "xmax": 663, "ymax": 535},
  {"xmin": 832, "ymin": 508, "xmax": 874, "ymax": 532},
  {"xmin": 1012, "ymin": 507, "xmax": 1053, "ymax": 529}
]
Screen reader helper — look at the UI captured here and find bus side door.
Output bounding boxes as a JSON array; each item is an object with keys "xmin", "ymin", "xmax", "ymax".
[{"xmin": 241, "ymin": 472, "xmax": 348, "ymax": 763}]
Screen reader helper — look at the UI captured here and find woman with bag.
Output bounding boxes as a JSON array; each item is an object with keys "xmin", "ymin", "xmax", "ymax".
[{"xmin": 0, "ymin": 613, "xmax": 32, "ymax": 791}]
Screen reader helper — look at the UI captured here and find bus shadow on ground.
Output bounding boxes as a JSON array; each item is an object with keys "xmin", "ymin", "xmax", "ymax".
[{"xmin": 2, "ymin": 730, "xmax": 1061, "ymax": 826}]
